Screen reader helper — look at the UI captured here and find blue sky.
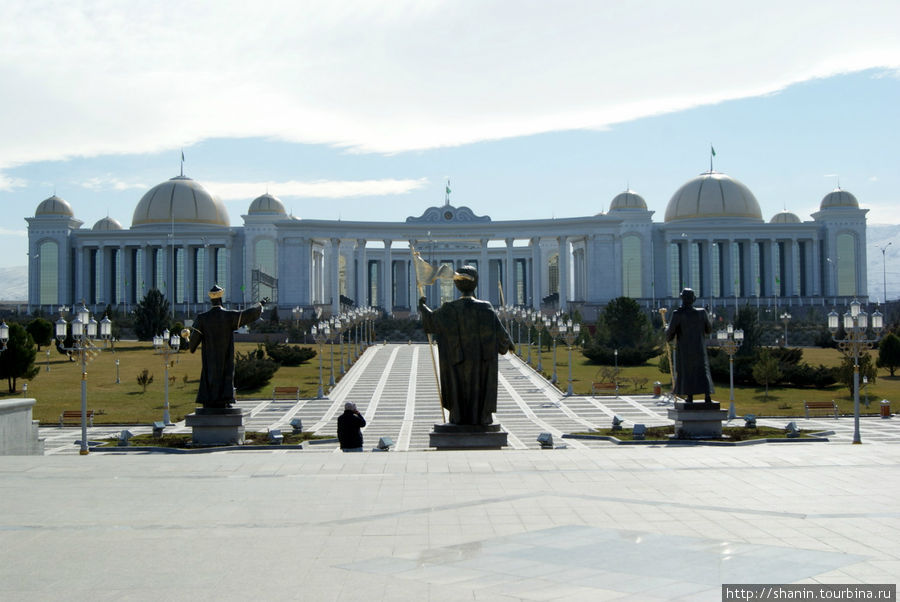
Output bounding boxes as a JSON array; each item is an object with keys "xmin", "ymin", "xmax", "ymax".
[{"xmin": 2, "ymin": 1, "xmax": 899, "ymax": 270}]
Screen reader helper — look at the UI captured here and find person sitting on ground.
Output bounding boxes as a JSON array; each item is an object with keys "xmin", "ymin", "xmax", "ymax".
[{"xmin": 337, "ymin": 402, "xmax": 366, "ymax": 452}]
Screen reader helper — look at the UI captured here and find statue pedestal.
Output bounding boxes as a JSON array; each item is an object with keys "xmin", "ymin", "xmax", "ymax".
[
  {"xmin": 667, "ymin": 401, "xmax": 727, "ymax": 439},
  {"xmin": 429, "ymin": 423, "xmax": 508, "ymax": 450},
  {"xmin": 185, "ymin": 408, "xmax": 244, "ymax": 446}
]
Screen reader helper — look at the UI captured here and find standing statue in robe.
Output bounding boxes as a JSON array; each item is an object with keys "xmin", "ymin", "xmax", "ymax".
[
  {"xmin": 188, "ymin": 286, "xmax": 266, "ymax": 409},
  {"xmin": 665, "ymin": 288, "xmax": 714, "ymax": 403},
  {"xmin": 419, "ymin": 265, "xmax": 515, "ymax": 426}
]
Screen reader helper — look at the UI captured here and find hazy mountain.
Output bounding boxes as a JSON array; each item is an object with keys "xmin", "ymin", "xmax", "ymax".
[
  {"xmin": 2, "ymin": 225, "xmax": 899, "ymax": 304},
  {"xmin": 0, "ymin": 266, "xmax": 27, "ymax": 301},
  {"xmin": 866, "ymin": 224, "xmax": 900, "ymax": 304}
]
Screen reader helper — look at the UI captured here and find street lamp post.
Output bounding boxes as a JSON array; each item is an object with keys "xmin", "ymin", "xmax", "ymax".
[
  {"xmin": 548, "ymin": 317, "xmax": 560, "ymax": 384},
  {"xmin": 311, "ymin": 322, "xmax": 328, "ymax": 398},
  {"xmin": 55, "ymin": 303, "xmax": 111, "ymax": 455},
  {"xmin": 46, "ymin": 349, "xmax": 51, "ymax": 372},
  {"xmin": 614, "ymin": 349, "xmax": 619, "ymax": 396},
  {"xmin": 115, "ymin": 358, "xmax": 120, "ymax": 384},
  {"xmin": 716, "ymin": 324, "xmax": 744, "ymax": 419},
  {"xmin": 0, "ymin": 321, "xmax": 8, "ymax": 354},
  {"xmin": 827, "ymin": 300, "xmax": 883, "ymax": 444},
  {"xmin": 560, "ymin": 319, "xmax": 580, "ymax": 396},
  {"xmin": 525, "ymin": 310, "xmax": 534, "ymax": 366},
  {"xmin": 879, "ymin": 243, "xmax": 892, "ymax": 304},
  {"xmin": 534, "ymin": 313, "xmax": 545, "ymax": 373},
  {"xmin": 780, "ymin": 312, "xmax": 791, "ymax": 347},
  {"xmin": 153, "ymin": 329, "xmax": 181, "ymax": 425}
]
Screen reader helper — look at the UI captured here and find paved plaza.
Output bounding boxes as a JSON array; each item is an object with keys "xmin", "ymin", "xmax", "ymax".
[{"xmin": 5, "ymin": 343, "xmax": 899, "ymax": 601}]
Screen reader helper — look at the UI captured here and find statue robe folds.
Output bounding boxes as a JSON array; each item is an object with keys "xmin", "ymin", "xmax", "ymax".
[
  {"xmin": 421, "ymin": 297, "xmax": 513, "ymax": 426},
  {"xmin": 189, "ymin": 304, "xmax": 263, "ymax": 408},
  {"xmin": 666, "ymin": 306, "xmax": 715, "ymax": 396}
]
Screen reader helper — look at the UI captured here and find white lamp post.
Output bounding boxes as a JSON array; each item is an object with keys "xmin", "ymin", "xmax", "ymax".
[
  {"xmin": 780, "ymin": 312, "xmax": 791, "ymax": 347},
  {"xmin": 0, "ymin": 321, "xmax": 8, "ymax": 354},
  {"xmin": 534, "ymin": 313, "xmax": 545, "ymax": 372},
  {"xmin": 311, "ymin": 323, "xmax": 328, "ymax": 398},
  {"xmin": 561, "ymin": 319, "xmax": 580, "ymax": 396},
  {"xmin": 717, "ymin": 324, "xmax": 743, "ymax": 419},
  {"xmin": 828, "ymin": 301, "xmax": 883, "ymax": 444},
  {"xmin": 153, "ymin": 328, "xmax": 181, "ymax": 425},
  {"xmin": 55, "ymin": 302, "xmax": 109, "ymax": 455},
  {"xmin": 548, "ymin": 317, "xmax": 560, "ymax": 384}
]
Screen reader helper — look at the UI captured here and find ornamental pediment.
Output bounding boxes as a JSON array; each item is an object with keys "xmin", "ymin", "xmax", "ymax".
[{"xmin": 405, "ymin": 204, "xmax": 491, "ymax": 224}]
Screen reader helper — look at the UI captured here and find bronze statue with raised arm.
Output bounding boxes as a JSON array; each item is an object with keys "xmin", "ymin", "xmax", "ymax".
[{"xmin": 188, "ymin": 286, "xmax": 266, "ymax": 409}]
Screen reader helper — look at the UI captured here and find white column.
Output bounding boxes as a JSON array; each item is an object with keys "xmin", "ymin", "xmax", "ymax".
[
  {"xmin": 383, "ymin": 239, "xmax": 393, "ymax": 315},
  {"xmin": 356, "ymin": 239, "xmax": 367, "ymax": 306},
  {"xmin": 330, "ymin": 238, "xmax": 341, "ymax": 315},
  {"xmin": 703, "ymin": 239, "xmax": 714, "ymax": 300},
  {"xmin": 531, "ymin": 237, "xmax": 541, "ymax": 309},
  {"xmin": 479, "ymin": 238, "xmax": 489, "ymax": 301},
  {"xmin": 504, "ymin": 238, "xmax": 514, "ymax": 306},
  {"xmin": 557, "ymin": 236, "xmax": 568, "ymax": 311}
]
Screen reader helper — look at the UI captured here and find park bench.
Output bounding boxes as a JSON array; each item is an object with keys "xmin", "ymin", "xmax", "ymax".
[
  {"xmin": 272, "ymin": 386, "xmax": 300, "ymax": 401},
  {"xmin": 59, "ymin": 410, "xmax": 93, "ymax": 427},
  {"xmin": 591, "ymin": 382, "xmax": 618, "ymax": 396},
  {"xmin": 804, "ymin": 400, "xmax": 838, "ymax": 419}
]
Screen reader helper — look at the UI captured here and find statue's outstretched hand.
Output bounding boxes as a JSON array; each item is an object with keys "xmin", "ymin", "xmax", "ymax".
[
  {"xmin": 418, "ymin": 296, "xmax": 427, "ymax": 309},
  {"xmin": 260, "ymin": 297, "xmax": 270, "ymax": 306}
]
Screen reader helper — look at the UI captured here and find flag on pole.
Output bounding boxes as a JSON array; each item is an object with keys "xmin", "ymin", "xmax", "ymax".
[
  {"xmin": 412, "ymin": 249, "xmax": 454, "ymax": 286},
  {"xmin": 711, "ymin": 145, "xmax": 716, "ymax": 157}
]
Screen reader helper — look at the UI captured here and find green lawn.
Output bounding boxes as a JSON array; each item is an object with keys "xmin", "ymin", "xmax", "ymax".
[
  {"xmin": 516, "ymin": 345, "xmax": 898, "ymax": 418},
  {"xmin": 1, "ymin": 341, "xmax": 346, "ymax": 425}
]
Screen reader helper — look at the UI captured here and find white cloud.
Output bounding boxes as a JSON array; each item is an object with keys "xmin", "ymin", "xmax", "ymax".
[
  {"xmin": 0, "ymin": 227, "xmax": 27, "ymax": 237},
  {"xmin": 207, "ymin": 178, "xmax": 428, "ymax": 200},
  {"xmin": 0, "ymin": 1, "xmax": 899, "ymax": 164},
  {"xmin": 80, "ymin": 175, "xmax": 148, "ymax": 191},
  {"xmin": 0, "ymin": 173, "xmax": 26, "ymax": 191}
]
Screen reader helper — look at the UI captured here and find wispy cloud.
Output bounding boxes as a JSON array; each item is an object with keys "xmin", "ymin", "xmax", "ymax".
[
  {"xmin": 0, "ymin": 227, "xmax": 26, "ymax": 237},
  {"xmin": 207, "ymin": 178, "xmax": 428, "ymax": 200},
  {"xmin": 0, "ymin": 173, "xmax": 26, "ymax": 191},
  {"xmin": 0, "ymin": 1, "xmax": 898, "ymax": 164},
  {"xmin": 80, "ymin": 175, "xmax": 148, "ymax": 191}
]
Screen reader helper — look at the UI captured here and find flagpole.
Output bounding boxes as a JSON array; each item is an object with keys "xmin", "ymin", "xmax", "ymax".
[{"xmin": 412, "ymin": 246, "xmax": 447, "ymax": 423}]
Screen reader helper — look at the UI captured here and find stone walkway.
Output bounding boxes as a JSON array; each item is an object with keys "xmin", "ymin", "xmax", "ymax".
[
  {"xmin": 40, "ymin": 343, "xmax": 900, "ymax": 455},
  {"xmin": 11, "ymin": 343, "xmax": 900, "ymax": 600}
]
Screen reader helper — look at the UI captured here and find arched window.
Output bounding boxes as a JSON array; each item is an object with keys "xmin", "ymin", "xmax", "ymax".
[
  {"xmin": 836, "ymin": 233, "xmax": 857, "ymax": 296},
  {"xmin": 622, "ymin": 235, "xmax": 642, "ymax": 298},
  {"xmin": 39, "ymin": 240, "xmax": 58, "ymax": 306}
]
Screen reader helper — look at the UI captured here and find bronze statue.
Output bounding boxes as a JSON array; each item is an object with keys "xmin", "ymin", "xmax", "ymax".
[
  {"xmin": 665, "ymin": 288, "xmax": 714, "ymax": 403},
  {"xmin": 188, "ymin": 286, "xmax": 265, "ymax": 409},
  {"xmin": 419, "ymin": 265, "xmax": 515, "ymax": 425}
]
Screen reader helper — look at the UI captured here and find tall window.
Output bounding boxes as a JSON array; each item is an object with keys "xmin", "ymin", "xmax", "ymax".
[
  {"xmin": 39, "ymin": 240, "xmax": 58, "ymax": 306},
  {"xmin": 215, "ymin": 247, "xmax": 228, "ymax": 291},
  {"xmin": 837, "ymin": 233, "xmax": 857, "ymax": 296},
  {"xmin": 439, "ymin": 261, "xmax": 454, "ymax": 303},
  {"xmin": 338, "ymin": 255, "xmax": 347, "ymax": 297},
  {"xmin": 622, "ymin": 235, "xmax": 642, "ymax": 298},
  {"xmin": 175, "ymin": 247, "xmax": 185, "ymax": 302},
  {"xmin": 515, "ymin": 258, "xmax": 527, "ymax": 305},
  {"xmin": 195, "ymin": 247, "xmax": 206, "ymax": 303},
  {"xmin": 669, "ymin": 243, "xmax": 682, "ymax": 297},
  {"xmin": 155, "ymin": 248, "xmax": 165, "ymax": 292},
  {"xmin": 548, "ymin": 254, "xmax": 559, "ymax": 296},
  {"xmin": 712, "ymin": 242, "xmax": 722, "ymax": 298},
  {"xmin": 254, "ymin": 239, "xmax": 276, "ymax": 300}
]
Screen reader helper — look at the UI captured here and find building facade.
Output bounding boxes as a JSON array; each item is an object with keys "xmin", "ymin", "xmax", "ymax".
[{"xmin": 26, "ymin": 170, "xmax": 868, "ymax": 319}]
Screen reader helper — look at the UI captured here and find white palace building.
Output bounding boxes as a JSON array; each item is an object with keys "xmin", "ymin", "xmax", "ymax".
[{"xmin": 26, "ymin": 170, "xmax": 868, "ymax": 320}]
